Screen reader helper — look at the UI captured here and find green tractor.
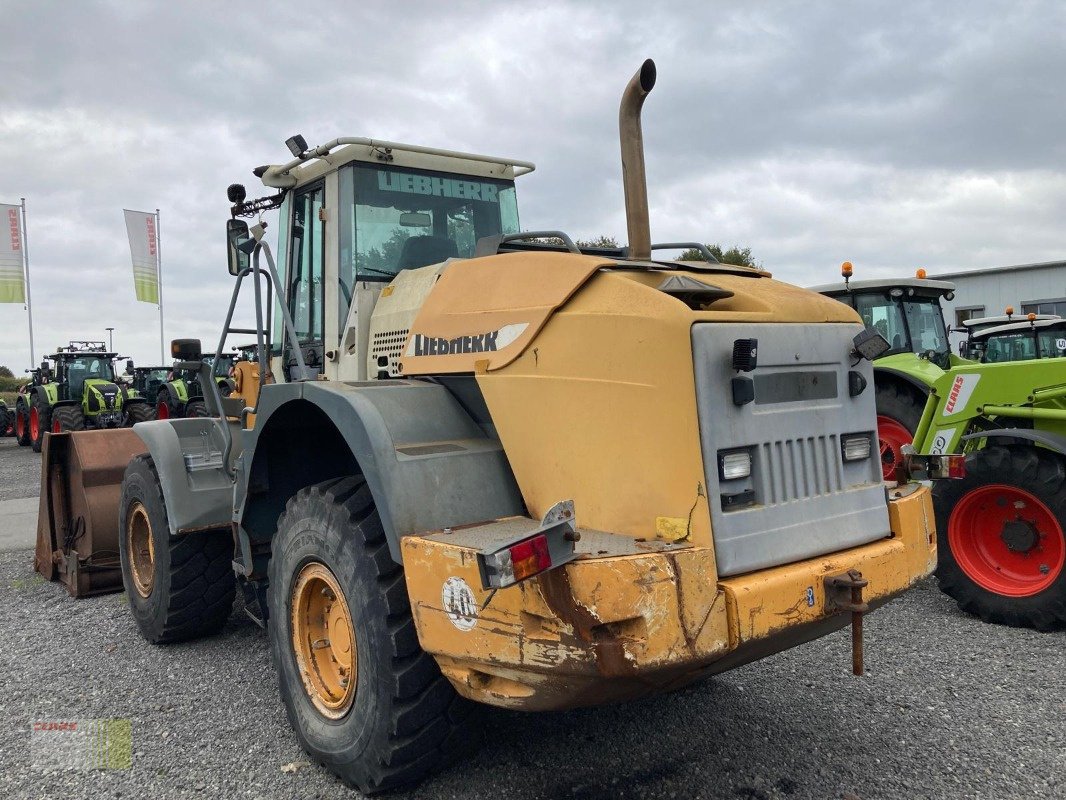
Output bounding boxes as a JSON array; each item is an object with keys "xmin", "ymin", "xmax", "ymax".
[
  {"xmin": 912, "ymin": 359, "xmax": 1066, "ymax": 630},
  {"xmin": 965, "ymin": 316, "xmax": 1066, "ymax": 364},
  {"xmin": 14, "ymin": 341, "xmax": 154, "ymax": 452},
  {"xmin": 814, "ymin": 264, "xmax": 972, "ymax": 480},
  {"xmin": 127, "ymin": 365, "xmax": 171, "ymax": 415},
  {"xmin": 955, "ymin": 308, "xmax": 1058, "ymax": 359},
  {"xmin": 154, "ymin": 353, "xmax": 235, "ymax": 419}
]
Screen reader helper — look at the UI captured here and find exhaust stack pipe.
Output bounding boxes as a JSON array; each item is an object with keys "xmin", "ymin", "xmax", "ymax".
[{"xmin": 619, "ymin": 59, "xmax": 657, "ymax": 261}]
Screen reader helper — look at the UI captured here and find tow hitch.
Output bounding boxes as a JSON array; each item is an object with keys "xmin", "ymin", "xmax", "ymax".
[{"xmin": 825, "ymin": 569, "xmax": 869, "ymax": 676}]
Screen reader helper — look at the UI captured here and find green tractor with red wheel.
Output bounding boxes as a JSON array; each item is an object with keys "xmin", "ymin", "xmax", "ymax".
[
  {"xmin": 14, "ymin": 341, "xmax": 154, "ymax": 451},
  {"xmin": 154, "ymin": 354, "xmax": 235, "ymax": 419},
  {"xmin": 912, "ymin": 358, "xmax": 1066, "ymax": 630},
  {"xmin": 814, "ymin": 264, "xmax": 974, "ymax": 480}
]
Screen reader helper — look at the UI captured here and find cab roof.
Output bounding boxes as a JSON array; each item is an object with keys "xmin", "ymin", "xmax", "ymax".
[{"xmin": 810, "ymin": 277, "xmax": 955, "ymax": 296}]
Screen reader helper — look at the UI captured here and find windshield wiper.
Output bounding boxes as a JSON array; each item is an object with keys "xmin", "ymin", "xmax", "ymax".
[{"xmin": 359, "ymin": 266, "xmax": 398, "ymax": 278}]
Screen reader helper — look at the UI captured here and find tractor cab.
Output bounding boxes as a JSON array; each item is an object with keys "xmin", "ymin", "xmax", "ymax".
[
  {"xmin": 813, "ymin": 273, "xmax": 958, "ymax": 370},
  {"xmin": 236, "ymin": 137, "xmax": 533, "ymax": 383},
  {"xmin": 956, "ymin": 308, "xmax": 1060, "ymax": 359},
  {"xmin": 970, "ymin": 316, "xmax": 1066, "ymax": 363}
]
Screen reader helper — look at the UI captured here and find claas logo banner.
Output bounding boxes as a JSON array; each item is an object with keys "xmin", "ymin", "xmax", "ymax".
[
  {"xmin": 0, "ymin": 203, "xmax": 26, "ymax": 304},
  {"xmin": 123, "ymin": 209, "xmax": 160, "ymax": 304}
]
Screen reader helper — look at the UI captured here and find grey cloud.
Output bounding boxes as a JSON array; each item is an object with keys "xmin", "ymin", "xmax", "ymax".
[{"xmin": 1, "ymin": 0, "xmax": 1064, "ymax": 369}]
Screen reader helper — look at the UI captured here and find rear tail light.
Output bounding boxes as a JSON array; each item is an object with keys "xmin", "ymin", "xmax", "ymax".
[
  {"xmin": 476, "ymin": 501, "xmax": 579, "ymax": 589},
  {"xmin": 483, "ymin": 534, "xmax": 553, "ymax": 587},
  {"xmin": 900, "ymin": 448, "xmax": 966, "ymax": 481}
]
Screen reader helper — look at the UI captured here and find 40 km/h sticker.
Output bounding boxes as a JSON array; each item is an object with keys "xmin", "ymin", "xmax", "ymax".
[{"xmin": 442, "ymin": 577, "xmax": 479, "ymax": 631}]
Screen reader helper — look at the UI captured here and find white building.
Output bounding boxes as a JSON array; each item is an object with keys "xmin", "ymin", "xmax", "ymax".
[{"xmin": 933, "ymin": 260, "xmax": 1066, "ymax": 348}]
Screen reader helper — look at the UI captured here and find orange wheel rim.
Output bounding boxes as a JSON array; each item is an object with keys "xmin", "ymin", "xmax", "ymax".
[
  {"xmin": 126, "ymin": 502, "xmax": 156, "ymax": 598},
  {"xmin": 290, "ymin": 561, "xmax": 358, "ymax": 718}
]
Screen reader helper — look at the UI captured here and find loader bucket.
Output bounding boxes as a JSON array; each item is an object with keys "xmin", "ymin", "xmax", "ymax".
[{"xmin": 34, "ymin": 429, "xmax": 147, "ymax": 597}]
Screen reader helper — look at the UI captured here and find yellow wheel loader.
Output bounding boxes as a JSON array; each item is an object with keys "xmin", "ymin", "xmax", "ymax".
[{"xmin": 37, "ymin": 61, "xmax": 950, "ymax": 792}]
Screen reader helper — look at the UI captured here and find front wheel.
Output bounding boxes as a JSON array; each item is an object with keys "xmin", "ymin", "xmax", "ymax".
[
  {"xmin": 30, "ymin": 395, "xmax": 52, "ymax": 453},
  {"xmin": 125, "ymin": 401, "xmax": 155, "ymax": 424},
  {"xmin": 185, "ymin": 400, "xmax": 209, "ymax": 418},
  {"xmin": 118, "ymin": 454, "xmax": 236, "ymax": 643},
  {"xmin": 874, "ymin": 381, "xmax": 925, "ymax": 481},
  {"xmin": 933, "ymin": 446, "xmax": 1066, "ymax": 630},
  {"xmin": 268, "ymin": 477, "xmax": 474, "ymax": 793},
  {"xmin": 14, "ymin": 401, "xmax": 30, "ymax": 446},
  {"xmin": 52, "ymin": 405, "xmax": 86, "ymax": 433}
]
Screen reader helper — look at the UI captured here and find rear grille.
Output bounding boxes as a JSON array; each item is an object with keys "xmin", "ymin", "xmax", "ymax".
[
  {"xmin": 760, "ymin": 435, "xmax": 844, "ymax": 504},
  {"xmin": 371, "ymin": 328, "xmax": 409, "ymax": 377}
]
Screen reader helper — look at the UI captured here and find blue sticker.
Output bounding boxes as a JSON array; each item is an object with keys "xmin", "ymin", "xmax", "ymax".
[{"xmin": 805, "ymin": 586, "xmax": 815, "ymax": 607}]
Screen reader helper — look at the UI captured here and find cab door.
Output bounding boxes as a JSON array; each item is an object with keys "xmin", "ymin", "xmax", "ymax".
[{"xmin": 284, "ymin": 182, "xmax": 325, "ymax": 379}]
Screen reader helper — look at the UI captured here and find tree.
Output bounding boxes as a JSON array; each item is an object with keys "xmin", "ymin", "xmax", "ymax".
[
  {"xmin": 677, "ymin": 244, "xmax": 759, "ymax": 267},
  {"xmin": 0, "ymin": 366, "xmax": 12, "ymax": 378},
  {"xmin": 575, "ymin": 235, "xmax": 620, "ymax": 249}
]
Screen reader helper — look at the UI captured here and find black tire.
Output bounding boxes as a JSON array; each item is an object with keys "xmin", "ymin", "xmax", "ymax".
[
  {"xmin": 269, "ymin": 477, "xmax": 475, "ymax": 793},
  {"xmin": 874, "ymin": 379, "xmax": 925, "ymax": 434},
  {"xmin": 933, "ymin": 445, "xmax": 1066, "ymax": 631},
  {"xmin": 156, "ymin": 388, "xmax": 178, "ymax": 420},
  {"xmin": 52, "ymin": 405, "xmax": 86, "ymax": 432},
  {"xmin": 30, "ymin": 394, "xmax": 52, "ymax": 453},
  {"xmin": 118, "ymin": 454, "xmax": 236, "ymax": 643},
  {"xmin": 14, "ymin": 400, "xmax": 30, "ymax": 446},
  {"xmin": 185, "ymin": 400, "xmax": 209, "ymax": 418},
  {"xmin": 125, "ymin": 400, "xmax": 155, "ymax": 424}
]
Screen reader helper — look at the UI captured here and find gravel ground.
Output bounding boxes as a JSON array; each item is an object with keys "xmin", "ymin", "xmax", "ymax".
[
  {"xmin": 0, "ymin": 438, "xmax": 1063, "ymax": 799},
  {"xmin": 0, "ymin": 552, "xmax": 1062, "ymax": 800},
  {"xmin": 0, "ymin": 437, "xmax": 40, "ymax": 501}
]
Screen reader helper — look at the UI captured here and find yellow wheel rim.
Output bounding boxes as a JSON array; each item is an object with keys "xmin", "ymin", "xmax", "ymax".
[
  {"xmin": 290, "ymin": 562, "xmax": 358, "ymax": 718},
  {"xmin": 127, "ymin": 502, "xmax": 155, "ymax": 598}
]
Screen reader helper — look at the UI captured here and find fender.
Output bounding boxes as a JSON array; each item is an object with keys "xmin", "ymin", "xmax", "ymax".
[
  {"xmin": 33, "ymin": 384, "xmax": 58, "ymax": 406},
  {"xmin": 961, "ymin": 427, "xmax": 1066, "ymax": 456},
  {"xmin": 238, "ymin": 379, "xmax": 525, "ymax": 563},
  {"xmin": 129, "ymin": 418, "xmax": 234, "ymax": 535},
  {"xmin": 874, "ymin": 366, "xmax": 933, "ymax": 396}
]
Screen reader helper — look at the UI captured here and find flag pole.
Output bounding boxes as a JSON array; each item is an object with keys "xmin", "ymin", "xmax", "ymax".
[
  {"xmin": 156, "ymin": 208, "xmax": 164, "ymax": 363},
  {"xmin": 20, "ymin": 198, "xmax": 35, "ymax": 367}
]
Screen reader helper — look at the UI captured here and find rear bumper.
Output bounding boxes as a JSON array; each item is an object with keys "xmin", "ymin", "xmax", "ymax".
[{"xmin": 401, "ymin": 484, "xmax": 935, "ymax": 711}]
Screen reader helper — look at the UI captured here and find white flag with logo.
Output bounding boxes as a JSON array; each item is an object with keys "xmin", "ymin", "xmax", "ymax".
[
  {"xmin": 124, "ymin": 209, "xmax": 159, "ymax": 304},
  {"xmin": 0, "ymin": 203, "xmax": 26, "ymax": 303}
]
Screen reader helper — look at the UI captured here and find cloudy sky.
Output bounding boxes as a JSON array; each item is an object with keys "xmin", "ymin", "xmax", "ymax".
[{"xmin": 2, "ymin": 0, "xmax": 1064, "ymax": 369}]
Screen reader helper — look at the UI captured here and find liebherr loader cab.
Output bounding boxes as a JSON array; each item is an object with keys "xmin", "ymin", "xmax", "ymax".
[
  {"xmin": 37, "ymin": 60, "xmax": 943, "ymax": 793},
  {"xmin": 258, "ymin": 139, "xmax": 527, "ymax": 383}
]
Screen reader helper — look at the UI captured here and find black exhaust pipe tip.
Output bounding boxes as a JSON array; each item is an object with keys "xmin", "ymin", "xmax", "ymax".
[{"xmin": 639, "ymin": 59, "xmax": 656, "ymax": 93}]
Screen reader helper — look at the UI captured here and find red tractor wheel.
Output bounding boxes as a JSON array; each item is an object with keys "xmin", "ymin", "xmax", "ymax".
[
  {"xmin": 876, "ymin": 415, "xmax": 913, "ymax": 482},
  {"xmin": 948, "ymin": 484, "xmax": 1064, "ymax": 598},
  {"xmin": 933, "ymin": 445, "xmax": 1066, "ymax": 630}
]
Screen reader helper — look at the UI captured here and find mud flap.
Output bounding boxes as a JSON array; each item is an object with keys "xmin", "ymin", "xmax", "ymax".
[{"xmin": 35, "ymin": 429, "xmax": 147, "ymax": 596}]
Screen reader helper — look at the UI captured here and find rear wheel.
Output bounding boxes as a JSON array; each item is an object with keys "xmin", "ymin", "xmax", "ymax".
[
  {"xmin": 933, "ymin": 445, "xmax": 1066, "ymax": 630},
  {"xmin": 30, "ymin": 395, "xmax": 52, "ymax": 453},
  {"xmin": 52, "ymin": 405, "xmax": 86, "ymax": 433},
  {"xmin": 118, "ymin": 454, "xmax": 236, "ymax": 643},
  {"xmin": 874, "ymin": 380, "xmax": 925, "ymax": 481},
  {"xmin": 269, "ymin": 477, "xmax": 475, "ymax": 793},
  {"xmin": 14, "ymin": 401, "xmax": 30, "ymax": 446},
  {"xmin": 125, "ymin": 401, "xmax": 155, "ymax": 424},
  {"xmin": 185, "ymin": 400, "xmax": 209, "ymax": 418},
  {"xmin": 155, "ymin": 389, "xmax": 176, "ymax": 420}
]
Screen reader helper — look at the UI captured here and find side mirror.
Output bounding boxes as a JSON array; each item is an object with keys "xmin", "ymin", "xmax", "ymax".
[
  {"xmin": 126, "ymin": 359, "xmax": 135, "ymax": 373},
  {"xmin": 171, "ymin": 338, "xmax": 202, "ymax": 362},
  {"xmin": 227, "ymin": 219, "xmax": 251, "ymax": 276}
]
